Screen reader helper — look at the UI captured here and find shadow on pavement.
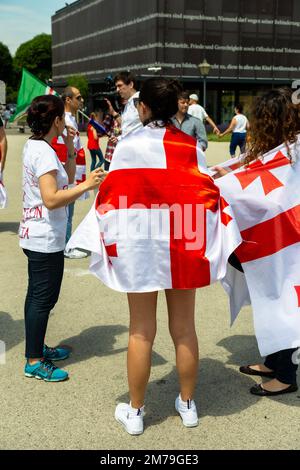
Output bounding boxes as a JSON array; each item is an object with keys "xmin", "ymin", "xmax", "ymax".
[
  {"xmin": 218, "ymin": 334, "xmax": 300, "ymax": 407},
  {"xmin": 117, "ymin": 359, "xmax": 260, "ymax": 428},
  {"xmin": 58, "ymin": 325, "xmax": 167, "ymax": 367},
  {"xmin": 117, "ymin": 336, "xmax": 300, "ymax": 428},
  {"xmin": 0, "ymin": 222, "xmax": 20, "ymax": 234},
  {"xmin": 217, "ymin": 334, "xmax": 261, "ymax": 366}
]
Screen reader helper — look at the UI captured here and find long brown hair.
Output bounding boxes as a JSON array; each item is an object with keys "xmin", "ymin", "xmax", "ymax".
[{"xmin": 244, "ymin": 87, "xmax": 300, "ymax": 164}]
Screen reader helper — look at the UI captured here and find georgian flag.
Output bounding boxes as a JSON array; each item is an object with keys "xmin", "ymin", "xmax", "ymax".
[
  {"xmin": 0, "ymin": 171, "xmax": 8, "ymax": 209},
  {"xmin": 216, "ymin": 138, "xmax": 300, "ymax": 356},
  {"xmin": 66, "ymin": 124, "xmax": 241, "ymax": 292}
]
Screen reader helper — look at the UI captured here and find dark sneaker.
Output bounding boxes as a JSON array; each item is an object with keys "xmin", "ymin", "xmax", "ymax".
[
  {"xmin": 43, "ymin": 344, "xmax": 70, "ymax": 361},
  {"xmin": 24, "ymin": 359, "xmax": 68, "ymax": 382}
]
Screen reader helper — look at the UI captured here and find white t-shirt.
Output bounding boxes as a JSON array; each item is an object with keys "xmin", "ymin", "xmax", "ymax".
[
  {"xmin": 188, "ymin": 104, "xmax": 208, "ymax": 122},
  {"xmin": 64, "ymin": 111, "xmax": 82, "ymax": 151},
  {"xmin": 121, "ymin": 91, "xmax": 142, "ymax": 138},
  {"xmin": 19, "ymin": 139, "xmax": 69, "ymax": 253},
  {"xmin": 60, "ymin": 111, "xmax": 89, "ymax": 199},
  {"xmin": 232, "ymin": 114, "xmax": 248, "ymax": 133}
]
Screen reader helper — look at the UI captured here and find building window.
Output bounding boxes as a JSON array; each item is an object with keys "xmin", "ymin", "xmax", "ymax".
[
  {"xmin": 223, "ymin": 0, "xmax": 240, "ymax": 13},
  {"xmin": 277, "ymin": 0, "xmax": 293, "ymax": 17}
]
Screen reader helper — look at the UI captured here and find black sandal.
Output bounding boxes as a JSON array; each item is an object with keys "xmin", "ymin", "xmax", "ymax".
[{"xmin": 239, "ymin": 365, "xmax": 276, "ymax": 378}]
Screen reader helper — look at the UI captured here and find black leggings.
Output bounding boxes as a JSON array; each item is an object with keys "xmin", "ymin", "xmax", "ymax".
[
  {"xmin": 23, "ymin": 249, "xmax": 64, "ymax": 358},
  {"xmin": 265, "ymin": 349, "xmax": 298, "ymax": 385}
]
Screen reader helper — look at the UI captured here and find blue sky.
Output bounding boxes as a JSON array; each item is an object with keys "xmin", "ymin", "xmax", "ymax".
[{"xmin": 0, "ymin": 0, "xmax": 77, "ymax": 55}]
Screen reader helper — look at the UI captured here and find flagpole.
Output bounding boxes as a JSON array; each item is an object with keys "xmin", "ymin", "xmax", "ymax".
[{"xmin": 78, "ymin": 109, "xmax": 109, "ymax": 136}]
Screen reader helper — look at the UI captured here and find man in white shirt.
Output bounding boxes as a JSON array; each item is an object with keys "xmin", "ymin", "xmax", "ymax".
[
  {"xmin": 61, "ymin": 86, "xmax": 88, "ymax": 259},
  {"xmin": 188, "ymin": 94, "xmax": 220, "ymax": 135},
  {"xmin": 114, "ymin": 72, "xmax": 142, "ymax": 138}
]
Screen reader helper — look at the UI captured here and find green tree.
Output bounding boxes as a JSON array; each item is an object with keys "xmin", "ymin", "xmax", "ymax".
[
  {"xmin": 14, "ymin": 34, "xmax": 52, "ymax": 83},
  {"xmin": 0, "ymin": 42, "xmax": 13, "ymax": 85},
  {"xmin": 5, "ymin": 86, "xmax": 18, "ymax": 104},
  {"xmin": 67, "ymin": 75, "xmax": 89, "ymax": 100}
]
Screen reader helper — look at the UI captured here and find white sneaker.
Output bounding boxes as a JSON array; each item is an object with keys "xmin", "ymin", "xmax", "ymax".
[
  {"xmin": 115, "ymin": 402, "xmax": 145, "ymax": 435},
  {"xmin": 64, "ymin": 248, "xmax": 88, "ymax": 259},
  {"xmin": 175, "ymin": 395, "xmax": 199, "ymax": 427}
]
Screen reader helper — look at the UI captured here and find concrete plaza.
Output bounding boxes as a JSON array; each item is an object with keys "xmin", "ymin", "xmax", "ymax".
[{"xmin": 0, "ymin": 130, "xmax": 299, "ymax": 450}]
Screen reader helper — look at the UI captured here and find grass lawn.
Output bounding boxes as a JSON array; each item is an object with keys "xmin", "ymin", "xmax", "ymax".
[{"xmin": 207, "ymin": 133, "xmax": 231, "ymax": 142}]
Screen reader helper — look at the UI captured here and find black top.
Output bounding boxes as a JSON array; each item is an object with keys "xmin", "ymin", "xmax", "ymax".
[{"xmin": 0, "ymin": 116, "xmax": 3, "ymax": 127}]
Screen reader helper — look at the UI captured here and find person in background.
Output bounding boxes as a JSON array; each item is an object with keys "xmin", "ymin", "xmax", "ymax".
[
  {"xmin": 0, "ymin": 115, "xmax": 7, "ymax": 177},
  {"xmin": 219, "ymin": 103, "xmax": 249, "ymax": 157},
  {"xmin": 87, "ymin": 111, "xmax": 104, "ymax": 171},
  {"xmin": 188, "ymin": 94, "xmax": 220, "ymax": 135},
  {"xmin": 114, "ymin": 71, "xmax": 142, "ymax": 138},
  {"xmin": 214, "ymin": 88, "xmax": 299, "ymax": 396},
  {"xmin": 2, "ymin": 106, "xmax": 11, "ymax": 129},
  {"xmin": 52, "ymin": 86, "xmax": 89, "ymax": 259},
  {"xmin": 100, "ymin": 98, "xmax": 125, "ymax": 171},
  {"xmin": 171, "ymin": 91, "xmax": 208, "ymax": 151},
  {"xmin": 19, "ymin": 95, "xmax": 104, "ymax": 382}
]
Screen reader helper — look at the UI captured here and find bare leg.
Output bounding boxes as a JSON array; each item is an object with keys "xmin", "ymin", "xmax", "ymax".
[
  {"xmin": 165, "ymin": 289, "xmax": 198, "ymax": 401},
  {"xmin": 127, "ymin": 292, "xmax": 158, "ymax": 409}
]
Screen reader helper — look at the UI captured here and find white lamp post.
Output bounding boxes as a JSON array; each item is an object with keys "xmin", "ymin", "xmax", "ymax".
[{"xmin": 198, "ymin": 59, "xmax": 211, "ymax": 109}]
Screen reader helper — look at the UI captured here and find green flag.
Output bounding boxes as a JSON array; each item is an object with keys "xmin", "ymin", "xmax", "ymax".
[{"xmin": 10, "ymin": 69, "xmax": 59, "ymax": 122}]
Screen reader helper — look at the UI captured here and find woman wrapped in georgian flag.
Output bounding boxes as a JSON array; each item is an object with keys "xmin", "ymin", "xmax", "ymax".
[{"xmin": 67, "ymin": 77, "xmax": 241, "ymax": 435}]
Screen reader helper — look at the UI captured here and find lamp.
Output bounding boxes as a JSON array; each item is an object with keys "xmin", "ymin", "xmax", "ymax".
[
  {"xmin": 147, "ymin": 66, "xmax": 162, "ymax": 73},
  {"xmin": 198, "ymin": 59, "xmax": 211, "ymax": 109}
]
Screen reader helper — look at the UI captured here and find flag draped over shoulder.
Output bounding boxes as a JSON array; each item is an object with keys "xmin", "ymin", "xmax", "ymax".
[
  {"xmin": 67, "ymin": 124, "xmax": 241, "ymax": 292},
  {"xmin": 216, "ymin": 138, "xmax": 300, "ymax": 356},
  {"xmin": 10, "ymin": 69, "xmax": 59, "ymax": 122}
]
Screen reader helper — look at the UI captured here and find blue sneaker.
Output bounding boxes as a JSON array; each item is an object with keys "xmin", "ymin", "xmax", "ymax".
[
  {"xmin": 43, "ymin": 344, "xmax": 70, "ymax": 361},
  {"xmin": 24, "ymin": 359, "xmax": 68, "ymax": 382}
]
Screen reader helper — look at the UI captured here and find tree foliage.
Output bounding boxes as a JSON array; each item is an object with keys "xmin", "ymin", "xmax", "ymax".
[
  {"xmin": 0, "ymin": 42, "xmax": 13, "ymax": 85},
  {"xmin": 14, "ymin": 34, "xmax": 52, "ymax": 83},
  {"xmin": 67, "ymin": 75, "xmax": 89, "ymax": 100}
]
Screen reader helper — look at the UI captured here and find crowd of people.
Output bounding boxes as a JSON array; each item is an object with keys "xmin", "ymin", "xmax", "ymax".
[{"xmin": 1, "ymin": 71, "xmax": 299, "ymax": 437}]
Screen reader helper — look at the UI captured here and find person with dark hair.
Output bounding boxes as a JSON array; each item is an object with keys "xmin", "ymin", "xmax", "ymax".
[
  {"xmin": 171, "ymin": 91, "xmax": 208, "ymax": 151},
  {"xmin": 87, "ymin": 111, "xmax": 104, "ymax": 171},
  {"xmin": 66, "ymin": 77, "xmax": 240, "ymax": 433},
  {"xmin": 19, "ymin": 95, "xmax": 105, "ymax": 382},
  {"xmin": 53, "ymin": 85, "xmax": 89, "ymax": 259},
  {"xmin": 188, "ymin": 93, "xmax": 220, "ymax": 135},
  {"xmin": 214, "ymin": 87, "xmax": 300, "ymax": 396},
  {"xmin": 219, "ymin": 103, "xmax": 249, "ymax": 157},
  {"xmin": 0, "ymin": 115, "xmax": 8, "ymax": 208},
  {"xmin": 114, "ymin": 71, "xmax": 142, "ymax": 137}
]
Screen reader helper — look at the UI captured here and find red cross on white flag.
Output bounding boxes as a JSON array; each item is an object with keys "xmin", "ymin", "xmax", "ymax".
[
  {"xmin": 216, "ymin": 139, "xmax": 300, "ymax": 356},
  {"xmin": 67, "ymin": 124, "xmax": 241, "ymax": 292}
]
